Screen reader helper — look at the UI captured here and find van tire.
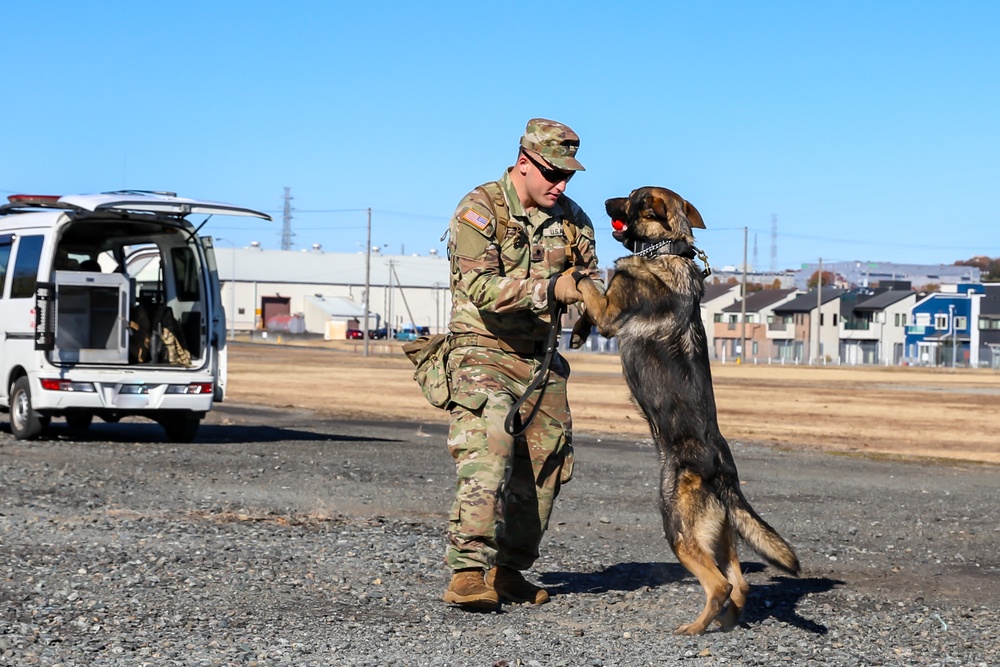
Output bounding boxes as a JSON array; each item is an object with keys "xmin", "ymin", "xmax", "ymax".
[
  {"xmin": 10, "ymin": 377, "xmax": 45, "ymax": 440},
  {"xmin": 161, "ymin": 414, "xmax": 201, "ymax": 443}
]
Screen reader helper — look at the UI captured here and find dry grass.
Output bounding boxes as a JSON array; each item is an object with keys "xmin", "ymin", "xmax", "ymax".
[{"xmin": 228, "ymin": 341, "xmax": 1000, "ymax": 465}]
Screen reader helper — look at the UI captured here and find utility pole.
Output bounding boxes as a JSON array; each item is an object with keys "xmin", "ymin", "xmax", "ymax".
[
  {"xmin": 281, "ymin": 187, "xmax": 295, "ymax": 251},
  {"xmin": 363, "ymin": 207, "xmax": 371, "ymax": 357},
  {"xmin": 814, "ymin": 257, "xmax": 823, "ymax": 364},
  {"xmin": 740, "ymin": 226, "xmax": 748, "ymax": 363}
]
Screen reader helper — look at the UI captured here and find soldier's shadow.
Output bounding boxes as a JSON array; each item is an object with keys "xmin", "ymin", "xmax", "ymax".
[{"xmin": 541, "ymin": 562, "xmax": 839, "ymax": 634}]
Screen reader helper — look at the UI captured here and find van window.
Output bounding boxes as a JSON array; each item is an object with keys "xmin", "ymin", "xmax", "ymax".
[
  {"xmin": 11, "ymin": 235, "xmax": 44, "ymax": 298},
  {"xmin": 170, "ymin": 247, "xmax": 201, "ymax": 302},
  {"xmin": 0, "ymin": 234, "xmax": 12, "ymax": 297}
]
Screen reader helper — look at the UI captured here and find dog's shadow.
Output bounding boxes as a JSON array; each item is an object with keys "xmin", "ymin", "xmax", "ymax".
[{"xmin": 541, "ymin": 562, "xmax": 840, "ymax": 634}]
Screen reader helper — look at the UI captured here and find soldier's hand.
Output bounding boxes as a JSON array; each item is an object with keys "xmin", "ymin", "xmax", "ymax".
[{"xmin": 553, "ymin": 272, "xmax": 582, "ymax": 305}]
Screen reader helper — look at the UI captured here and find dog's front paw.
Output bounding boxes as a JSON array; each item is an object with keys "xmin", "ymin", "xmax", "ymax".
[{"xmin": 569, "ymin": 313, "xmax": 593, "ymax": 349}]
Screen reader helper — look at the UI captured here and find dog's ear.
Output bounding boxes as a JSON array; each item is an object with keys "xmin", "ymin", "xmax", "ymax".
[
  {"xmin": 647, "ymin": 194, "xmax": 671, "ymax": 221},
  {"xmin": 685, "ymin": 200, "xmax": 706, "ymax": 229},
  {"xmin": 604, "ymin": 197, "xmax": 628, "ymax": 220}
]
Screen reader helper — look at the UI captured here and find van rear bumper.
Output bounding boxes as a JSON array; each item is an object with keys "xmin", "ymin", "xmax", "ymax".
[{"xmin": 27, "ymin": 371, "xmax": 214, "ymax": 413}]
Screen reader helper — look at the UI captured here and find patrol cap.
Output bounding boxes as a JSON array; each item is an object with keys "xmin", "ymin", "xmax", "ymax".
[{"xmin": 519, "ymin": 118, "xmax": 586, "ymax": 172}]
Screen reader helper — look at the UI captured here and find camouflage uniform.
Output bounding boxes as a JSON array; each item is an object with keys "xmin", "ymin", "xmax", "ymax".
[{"xmin": 444, "ymin": 119, "xmax": 603, "ymax": 573}]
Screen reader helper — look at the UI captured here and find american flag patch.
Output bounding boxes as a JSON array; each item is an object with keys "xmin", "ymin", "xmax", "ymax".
[{"xmin": 460, "ymin": 208, "xmax": 490, "ymax": 231}]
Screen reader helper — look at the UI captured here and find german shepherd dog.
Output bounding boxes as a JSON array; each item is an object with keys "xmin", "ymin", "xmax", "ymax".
[{"xmin": 574, "ymin": 186, "xmax": 800, "ymax": 635}]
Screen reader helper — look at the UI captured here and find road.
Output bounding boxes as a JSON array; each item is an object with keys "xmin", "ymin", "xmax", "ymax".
[{"xmin": 1, "ymin": 403, "xmax": 997, "ymax": 665}]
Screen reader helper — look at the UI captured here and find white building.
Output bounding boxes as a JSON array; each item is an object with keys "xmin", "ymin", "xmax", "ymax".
[{"xmin": 212, "ymin": 247, "xmax": 451, "ymax": 337}]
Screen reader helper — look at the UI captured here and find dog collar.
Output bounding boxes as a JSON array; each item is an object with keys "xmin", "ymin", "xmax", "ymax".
[
  {"xmin": 632, "ymin": 240, "xmax": 713, "ymax": 278},
  {"xmin": 632, "ymin": 240, "xmax": 695, "ymax": 259}
]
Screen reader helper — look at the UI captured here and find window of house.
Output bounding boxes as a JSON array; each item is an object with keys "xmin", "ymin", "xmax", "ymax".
[
  {"xmin": 955, "ymin": 316, "xmax": 967, "ymax": 330},
  {"xmin": 935, "ymin": 315, "xmax": 948, "ymax": 329},
  {"xmin": 713, "ymin": 313, "xmax": 722, "ymax": 323},
  {"xmin": 767, "ymin": 315, "xmax": 774, "ymax": 324},
  {"xmin": 746, "ymin": 314, "xmax": 755, "ymax": 324}
]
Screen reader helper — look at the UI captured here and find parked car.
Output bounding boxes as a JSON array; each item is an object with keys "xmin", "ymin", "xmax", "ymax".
[
  {"xmin": 394, "ymin": 326, "xmax": 431, "ymax": 341},
  {"xmin": 369, "ymin": 328, "xmax": 388, "ymax": 340},
  {"xmin": 0, "ymin": 191, "xmax": 270, "ymax": 442},
  {"xmin": 346, "ymin": 328, "xmax": 364, "ymax": 340}
]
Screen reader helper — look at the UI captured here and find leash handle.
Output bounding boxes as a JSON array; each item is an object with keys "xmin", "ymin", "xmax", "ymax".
[{"xmin": 504, "ymin": 275, "xmax": 564, "ymax": 437}]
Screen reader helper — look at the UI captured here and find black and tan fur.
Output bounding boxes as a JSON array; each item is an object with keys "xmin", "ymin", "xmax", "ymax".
[{"xmin": 575, "ymin": 187, "xmax": 800, "ymax": 635}]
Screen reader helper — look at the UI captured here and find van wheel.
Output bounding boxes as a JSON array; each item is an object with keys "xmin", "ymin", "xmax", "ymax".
[
  {"xmin": 161, "ymin": 414, "xmax": 201, "ymax": 443},
  {"xmin": 65, "ymin": 413, "xmax": 94, "ymax": 431},
  {"xmin": 10, "ymin": 377, "xmax": 45, "ymax": 440}
]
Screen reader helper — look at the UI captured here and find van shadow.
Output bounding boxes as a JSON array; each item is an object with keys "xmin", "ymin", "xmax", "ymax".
[
  {"xmin": 14, "ymin": 421, "xmax": 400, "ymax": 445},
  {"xmin": 541, "ymin": 562, "xmax": 840, "ymax": 634}
]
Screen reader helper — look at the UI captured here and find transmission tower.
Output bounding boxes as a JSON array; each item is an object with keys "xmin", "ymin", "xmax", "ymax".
[
  {"xmin": 281, "ymin": 187, "xmax": 295, "ymax": 251},
  {"xmin": 769, "ymin": 214, "xmax": 778, "ymax": 272}
]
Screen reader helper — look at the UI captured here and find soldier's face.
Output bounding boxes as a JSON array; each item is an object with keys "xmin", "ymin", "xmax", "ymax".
[{"xmin": 520, "ymin": 152, "xmax": 571, "ymax": 209}]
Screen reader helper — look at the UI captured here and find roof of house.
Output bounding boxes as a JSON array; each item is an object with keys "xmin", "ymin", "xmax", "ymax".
[
  {"xmin": 304, "ymin": 295, "xmax": 368, "ymax": 318},
  {"xmin": 703, "ymin": 282, "xmax": 739, "ymax": 303},
  {"xmin": 853, "ymin": 290, "xmax": 917, "ymax": 311},
  {"xmin": 722, "ymin": 288, "xmax": 797, "ymax": 313},
  {"xmin": 772, "ymin": 287, "xmax": 845, "ymax": 313}
]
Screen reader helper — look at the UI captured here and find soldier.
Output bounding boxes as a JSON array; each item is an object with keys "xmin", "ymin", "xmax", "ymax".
[{"xmin": 442, "ymin": 118, "xmax": 603, "ymax": 609}]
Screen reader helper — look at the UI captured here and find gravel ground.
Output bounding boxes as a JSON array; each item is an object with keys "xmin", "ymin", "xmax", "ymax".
[{"xmin": 1, "ymin": 403, "xmax": 997, "ymax": 666}]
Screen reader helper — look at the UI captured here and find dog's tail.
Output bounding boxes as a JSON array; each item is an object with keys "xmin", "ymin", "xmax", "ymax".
[{"xmin": 721, "ymin": 484, "xmax": 801, "ymax": 576}]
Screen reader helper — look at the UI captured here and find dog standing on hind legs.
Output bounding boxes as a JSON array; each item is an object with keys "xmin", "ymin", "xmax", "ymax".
[{"xmin": 572, "ymin": 186, "xmax": 801, "ymax": 634}]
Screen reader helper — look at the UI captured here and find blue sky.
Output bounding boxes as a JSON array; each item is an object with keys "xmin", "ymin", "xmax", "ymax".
[{"xmin": 3, "ymin": 1, "xmax": 997, "ymax": 271}]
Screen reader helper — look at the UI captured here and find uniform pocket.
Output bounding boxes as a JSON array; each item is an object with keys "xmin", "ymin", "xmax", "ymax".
[{"xmin": 559, "ymin": 443, "xmax": 575, "ymax": 484}]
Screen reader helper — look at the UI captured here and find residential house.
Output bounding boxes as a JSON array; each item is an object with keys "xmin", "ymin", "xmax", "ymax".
[
  {"xmin": 906, "ymin": 284, "xmax": 987, "ymax": 366},
  {"xmin": 701, "ymin": 283, "xmax": 741, "ymax": 359},
  {"xmin": 979, "ymin": 284, "xmax": 1000, "ymax": 368},
  {"xmin": 713, "ymin": 288, "xmax": 799, "ymax": 362},
  {"xmin": 839, "ymin": 287, "xmax": 918, "ymax": 365},
  {"xmin": 771, "ymin": 287, "xmax": 845, "ymax": 363}
]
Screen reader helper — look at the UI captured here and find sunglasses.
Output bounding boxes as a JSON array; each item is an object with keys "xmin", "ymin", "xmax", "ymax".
[{"xmin": 522, "ymin": 150, "xmax": 575, "ymax": 184}]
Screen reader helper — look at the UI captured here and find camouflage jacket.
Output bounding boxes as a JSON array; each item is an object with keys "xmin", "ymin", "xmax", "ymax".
[{"xmin": 447, "ymin": 169, "xmax": 603, "ymax": 341}]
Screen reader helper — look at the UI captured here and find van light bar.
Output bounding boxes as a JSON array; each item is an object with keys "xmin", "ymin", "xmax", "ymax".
[
  {"xmin": 166, "ymin": 382, "xmax": 213, "ymax": 395},
  {"xmin": 39, "ymin": 379, "xmax": 96, "ymax": 392},
  {"xmin": 7, "ymin": 194, "xmax": 62, "ymax": 205}
]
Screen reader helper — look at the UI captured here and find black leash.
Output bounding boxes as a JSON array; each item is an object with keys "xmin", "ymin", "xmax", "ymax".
[{"xmin": 504, "ymin": 275, "xmax": 565, "ymax": 437}]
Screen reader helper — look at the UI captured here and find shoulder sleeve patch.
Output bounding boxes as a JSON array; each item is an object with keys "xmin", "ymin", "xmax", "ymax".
[{"xmin": 459, "ymin": 207, "xmax": 490, "ymax": 231}]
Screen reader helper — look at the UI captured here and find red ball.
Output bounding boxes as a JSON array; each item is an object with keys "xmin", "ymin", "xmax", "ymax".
[{"xmin": 611, "ymin": 219, "xmax": 625, "ymax": 231}]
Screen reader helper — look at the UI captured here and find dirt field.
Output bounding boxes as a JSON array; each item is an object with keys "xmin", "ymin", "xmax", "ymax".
[{"xmin": 227, "ymin": 340, "xmax": 1000, "ymax": 465}]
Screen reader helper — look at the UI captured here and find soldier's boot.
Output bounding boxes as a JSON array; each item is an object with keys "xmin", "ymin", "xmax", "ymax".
[
  {"xmin": 487, "ymin": 566, "xmax": 550, "ymax": 605},
  {"xmin": 442, "ymin": 569, "xmax": 499, "ymax": 610}
]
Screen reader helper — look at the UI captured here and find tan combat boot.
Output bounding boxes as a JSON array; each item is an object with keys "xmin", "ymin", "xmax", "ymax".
[
  {"xmin": 442, "ymin": 569, "xmax": 499, "ymax": 610},
  {"xmin": 486, "ymin": 566, "xmax": 550, "ymax": 605}
]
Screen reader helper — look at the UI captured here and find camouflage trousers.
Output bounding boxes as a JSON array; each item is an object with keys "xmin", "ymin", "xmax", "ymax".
[{"xmin": 444, "ymin": 345, "xmax": 573, "ymax": 572}]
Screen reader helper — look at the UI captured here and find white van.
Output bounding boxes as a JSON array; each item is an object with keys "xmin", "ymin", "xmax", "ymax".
[{"xmin": 0, "ymin": 191, "xmax": 270, "ymax": 442}]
